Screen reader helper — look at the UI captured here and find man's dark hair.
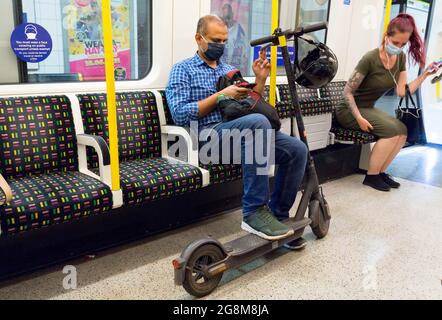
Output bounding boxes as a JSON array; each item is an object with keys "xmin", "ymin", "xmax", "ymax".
[{"xmin": 196, "ymin": 15, "xmax": 227, "ymax": 36}]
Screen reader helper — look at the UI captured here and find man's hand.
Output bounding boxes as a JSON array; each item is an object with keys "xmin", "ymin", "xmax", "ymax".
[
  {"xmin": 220, "ymin": 85, "xmax": 251, "ymax": 100},
  {"xmin": 356, "ymin": 116, "xmax": 374, "ymax": 133},
  {"xmin": 252, "ymin": 48, "xmax": 271, "ymax": 81}
]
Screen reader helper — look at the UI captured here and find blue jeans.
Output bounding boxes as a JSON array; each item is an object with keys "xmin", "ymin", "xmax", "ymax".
[{"xmin": 200, "ymin": 114, "xmax": 308, "ymax": 220}]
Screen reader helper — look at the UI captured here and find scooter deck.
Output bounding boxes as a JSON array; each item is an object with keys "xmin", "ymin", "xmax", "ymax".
[{"xmin": 224, "ymin": 218, "xmax": 311, "ymax": 256}]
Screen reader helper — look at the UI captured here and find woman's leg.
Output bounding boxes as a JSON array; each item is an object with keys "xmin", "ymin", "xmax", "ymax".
[
  {"xmin": 367, "ymin": 136, "xmax": 400, "ymax": 175},
  {"xmin": 380, "ymin": 135, "xmax": 407, "ymax": 173}
]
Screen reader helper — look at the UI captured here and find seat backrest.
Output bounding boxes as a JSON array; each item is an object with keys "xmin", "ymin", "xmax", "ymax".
[
  {"xmin": 78, "ymin": 91, "xmax": 162, "ymax": 168},
  {"xmin": 0, "ymin": 96, "xmax": 78, "ymax": 179},
  {"xmin": 320, "ymin": 81, "xmax": 347, "ymax": 107},
  {"xmin": 159, "ymin": 90, "xmax": 175, "ymax": 126}
]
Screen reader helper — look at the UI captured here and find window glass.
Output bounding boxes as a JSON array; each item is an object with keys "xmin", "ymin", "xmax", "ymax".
[
  {"xmin": 6, "ymin": 0, "xmax": 151, "ymax": 84},
  {"xmin": 210, "ymin": 0, "xmax": 330, "ymax": 77}
]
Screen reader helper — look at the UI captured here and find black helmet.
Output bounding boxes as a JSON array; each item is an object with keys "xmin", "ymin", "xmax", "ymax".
[{"xmin": 295, "ymin": 37, "xmax": 338, "ymax": 89}]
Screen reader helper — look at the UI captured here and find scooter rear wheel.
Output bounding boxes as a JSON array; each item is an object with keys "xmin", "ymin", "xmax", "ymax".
[
  {"xmin": 183, "ymin": 244, "xmax": 225, "ymax": 298},
  {"xmin": 310, "ymin": 199, "xmax": 331, "ymax": 239}
]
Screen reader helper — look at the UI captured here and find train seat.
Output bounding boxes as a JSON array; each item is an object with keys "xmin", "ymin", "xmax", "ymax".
[
  {"xmin": 320, "ymin": 81, "xmax": 377, "ymax": 145},
  {"xmin": 158, "ymin": 91, "xmax": 244, "ymax": 186},
  {"xmin": 277, "ymin": 84, "xmax": 333, "ymax": 151},
  {"xmin": 0, "ymin": 96, "xmax": 113, "ymax": 236},
  {"xmin": 77, "ymin": 92, "xmax": 204, "ymax": 207}
]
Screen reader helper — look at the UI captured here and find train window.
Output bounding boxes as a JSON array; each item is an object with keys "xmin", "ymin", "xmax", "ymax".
[
  {"xmin": 210, "ymin": 0, "xmax": 330, "ymax": 77},
  {"xmin": 4, "ymin": 0, "xmax": 152, "ymax": 84}
]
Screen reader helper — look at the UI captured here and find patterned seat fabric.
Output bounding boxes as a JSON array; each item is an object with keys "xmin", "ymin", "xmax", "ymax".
[
  {"xmin": 278, "ymin": 84, "xmax": 333, "ymax": 117},
  {"xmin": 78, "ymin": 92, "xmax": 203, "ymax": 205},
  {"xmin": 330, "ymin": 127, "xmax": 377, "ymax": 145},
  {"xmin": 159, "ymin": 90, "xmax": 175, "ymax": 126},
  {"xmin": 200, "ymin": 163, "xmax": 243, "ymax": 185},
  {"xmin": 120, "ymin": 158, "xmax": 202, "ymax": 206},
  {"xmin": 79, "ymin": 92, "xmax": 162, "ymax": 169},
  {"xmin": 160, "ymin": 91, "xmax": 243, "ymax": 185},
  {"xmin": 0, "ymin": 96, "xmax": 112, "ymax": 236},
  {"xmin": 321, "ymin": 82, "xmax": 377, "ymax": 145},
  {"xmin": 1, "ymin": 172, "xmax": 112, "ymax": 235}
]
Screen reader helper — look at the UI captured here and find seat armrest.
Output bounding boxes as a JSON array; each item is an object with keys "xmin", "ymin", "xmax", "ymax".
[
  {"xmin": 77, "ymin": 134, "xmax": 111, "ymax": 166},
  {"xmin": 0, "ymin": 174, "xmax": 12, "ymax": 206},
  {"xmin": 161, "ymin": 125, "xmax": 199, "ymax": 167},
  {"xmin": 77, "ymin": 134, "xmax": 112, "ymax": 186}
]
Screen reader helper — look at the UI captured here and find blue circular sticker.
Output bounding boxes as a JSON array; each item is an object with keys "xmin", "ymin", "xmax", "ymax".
[{"xmin": 10, "ymin": 23, "xmax": 53, "ymax": 63}]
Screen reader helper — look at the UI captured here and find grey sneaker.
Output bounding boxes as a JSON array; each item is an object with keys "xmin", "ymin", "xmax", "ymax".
[{"xmin": 242, "ymin": 206, "xmax": 294, "ymax": 241}]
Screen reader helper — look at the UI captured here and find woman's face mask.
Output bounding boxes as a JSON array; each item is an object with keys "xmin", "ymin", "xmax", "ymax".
[
  {"xmin": 385, "ymin": 37, "xmax": 405, "ymax": 56},
  {"xmin": 200, "ymin": 35, "xmax": 225, "ymax": 61}
]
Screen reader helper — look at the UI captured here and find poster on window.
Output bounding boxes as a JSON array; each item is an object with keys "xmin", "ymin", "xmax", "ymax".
[
  {"xmin": 211, "ymin": 0, "xmax": 250, "ymax": 74},
  {"xmin": 65, "ymin": 0, "xmax": 131, "ymax": 81}
]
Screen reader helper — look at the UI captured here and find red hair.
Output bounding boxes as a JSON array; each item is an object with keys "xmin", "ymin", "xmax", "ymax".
[{"xmin": 383, "ymin": 13, "xmax": 426, "ymax": 68}]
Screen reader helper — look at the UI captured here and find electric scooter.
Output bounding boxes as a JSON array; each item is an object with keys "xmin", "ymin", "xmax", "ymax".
[{"xmin": 173, "ymin": 22, "xmax": 332, "ymax": 298}]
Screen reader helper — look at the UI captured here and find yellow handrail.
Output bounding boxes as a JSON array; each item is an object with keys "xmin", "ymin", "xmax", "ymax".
[
  {"xmin": 383, "ymin": 0, "xmax": 393, "ymax": 33},
  {"xmin": 269, "ymin": 0, "xmax": 279, "ymax": 107},
  {"xmin": 102, "ymin": 0, "xmax": 121, "ymax": 191}
]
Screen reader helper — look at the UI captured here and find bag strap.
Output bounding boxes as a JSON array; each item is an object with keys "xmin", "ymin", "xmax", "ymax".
[
  {"xmin": 399, "ymin": 84, "xmax": 417, "ymax": 109},
  {"xmin": 0, "ymin": 174, "xmax": 12, "ymax": 206}
]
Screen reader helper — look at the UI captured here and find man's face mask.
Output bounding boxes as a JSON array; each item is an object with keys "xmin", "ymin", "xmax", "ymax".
[{"xmin": 200, "ymin": 35, "xmax": 225, "ymax": 61}]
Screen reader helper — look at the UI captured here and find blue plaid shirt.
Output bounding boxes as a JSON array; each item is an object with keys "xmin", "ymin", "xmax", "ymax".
[{"xmin": 166, "ymin": 53, "xmax": 235, "ymax": 127}]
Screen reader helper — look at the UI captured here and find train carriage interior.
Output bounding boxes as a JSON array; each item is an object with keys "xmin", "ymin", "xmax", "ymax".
[{"xmin": 0, "ymin": 0, "xmax": 441, "ymax": 301}]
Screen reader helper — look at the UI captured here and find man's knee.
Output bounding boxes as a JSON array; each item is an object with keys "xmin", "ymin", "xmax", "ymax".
[
  {"xmin": 286, "ymin": 137, "xmax": 309, "ymax": 163},
  {"xmin": 243, "ymin": 114, "xmax": 272, "ymax": 130}
]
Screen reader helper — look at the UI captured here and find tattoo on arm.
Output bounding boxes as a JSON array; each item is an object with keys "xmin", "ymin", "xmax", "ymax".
[{"xmin": 344, "ymin": 70, "xmax": 366, "ymax": 119}]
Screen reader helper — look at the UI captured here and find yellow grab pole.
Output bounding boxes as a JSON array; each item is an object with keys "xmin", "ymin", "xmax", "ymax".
[
  {"xmin": 269, "ymin": 0, "xmax": 279, "ymax": 107},
  {"xmin": 436, "ymin": 81, "xmax": 441, "ymax": 101},
  {"xmin": 383, "ymin": 0, "xmax": 393, "ymax": 33},
  {"xmin": 102, "ymin": 0, "xmax": 120, "ymax": 191}
]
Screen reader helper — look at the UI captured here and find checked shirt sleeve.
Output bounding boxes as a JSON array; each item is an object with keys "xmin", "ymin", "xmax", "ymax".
[{"xmin": 165, "ymin": 63, "xmax": 199, "ymax": 127}]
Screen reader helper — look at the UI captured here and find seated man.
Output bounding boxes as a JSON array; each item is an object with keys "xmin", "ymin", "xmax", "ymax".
[{"xmin": 166, "ymin": 15, "xmax": 308, "ymax": 249}]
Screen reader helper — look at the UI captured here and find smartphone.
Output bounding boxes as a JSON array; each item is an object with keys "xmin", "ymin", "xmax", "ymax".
[
  {"xmin": 235, "ymin": 82, "xmax": 256, "ymax": 89},
  {"xmin": 429, "ymin": 59, "xmax": 442, "ymax": 72},
  {"xmin": 244, "ymin": 83, "xmax": 256, "ymax": 89}
]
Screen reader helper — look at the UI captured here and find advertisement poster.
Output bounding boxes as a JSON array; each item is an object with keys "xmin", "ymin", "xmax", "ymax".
[
  {"xmin": 66, "ymin": 0, "xmax": 131, "ymax": 80},
  {"xmin": 211, "ymin": 0, "xmax": 250, "ymax": 73}
]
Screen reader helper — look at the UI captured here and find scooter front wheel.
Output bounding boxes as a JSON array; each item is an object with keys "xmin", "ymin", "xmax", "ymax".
[
  {"xmin": 310, "ymin": 199, "xmax": 331, "ymax": 239},
  {"xmin": 183, "ymin": 244, "xmax": 225, "ymax": 298}
]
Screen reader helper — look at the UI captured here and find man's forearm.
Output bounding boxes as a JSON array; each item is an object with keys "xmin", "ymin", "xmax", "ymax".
[
  {"xmin": 197, "ymin": 92, "xmax": 220, "ymax": 119},
  {"xmin": 253, "ymin": 77, "xmax": 266, "ymax": 96}
]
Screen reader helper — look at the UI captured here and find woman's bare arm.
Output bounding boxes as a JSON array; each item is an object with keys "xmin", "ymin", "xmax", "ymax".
[
  {"xmin": 343, "ymin": 70, "xmax": 374, "ymax": 132},
  {"xmin": 344, "ymin": 70, "xmax": 366, "ymax": 119}
]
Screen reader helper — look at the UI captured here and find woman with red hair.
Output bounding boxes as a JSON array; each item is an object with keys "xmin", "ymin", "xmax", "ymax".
[{"xmin": 336, "ymin": 13, "xmax": 440, "ymax": 192}]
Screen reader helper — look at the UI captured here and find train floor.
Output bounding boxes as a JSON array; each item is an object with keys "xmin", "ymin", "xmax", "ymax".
[{"xmin": 0, "ymin": 145, "xmax": 441, "ymax": 300}]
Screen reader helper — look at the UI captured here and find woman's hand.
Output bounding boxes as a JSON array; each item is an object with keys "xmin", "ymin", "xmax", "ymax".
[
  {"xmin": 423, "ymin": 62, "xmax": 441, "ymax": 77},
  {"xmin": 356, "ymin": 116, "xmax": 374, "ymax": 133}
]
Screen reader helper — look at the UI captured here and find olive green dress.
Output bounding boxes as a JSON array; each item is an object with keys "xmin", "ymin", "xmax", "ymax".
[{"xmin": 335, "ymin": 48, "xmax": 408, "ymax": 139}]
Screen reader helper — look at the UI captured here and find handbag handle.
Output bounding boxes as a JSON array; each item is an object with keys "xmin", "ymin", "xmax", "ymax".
[
  {"xmin": 399, "ymin": 84, "xmax": 417, "ymax": 109},
  {"xmin": 398, "ymin": 84, "xmax": 421, "ymax": 119}
]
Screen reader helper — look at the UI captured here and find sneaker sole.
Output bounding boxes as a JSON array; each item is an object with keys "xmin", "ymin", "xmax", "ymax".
[
  {"xmin": 241, "ymin": 222, "xmax": 294, "ymax": 241},
  {"xmin": 363, "ymin": 181, "xmax": 391, "ymax": 192},
  {"xmin": 283, "ymin": 243, "xmax": 307, "ymax": 251}
]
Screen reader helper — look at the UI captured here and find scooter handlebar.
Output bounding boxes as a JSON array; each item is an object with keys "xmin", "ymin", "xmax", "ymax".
[
  {"xmin": 250, "ymin": 35, "xmax": 278, "ymax": 47},
  {"xmin": 250, "ymin": 22, "xmax": 328, "ymax": 47},
  {"xmin": 298, "ymin": 22, "xmax": 328, "ymax": 35}
]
